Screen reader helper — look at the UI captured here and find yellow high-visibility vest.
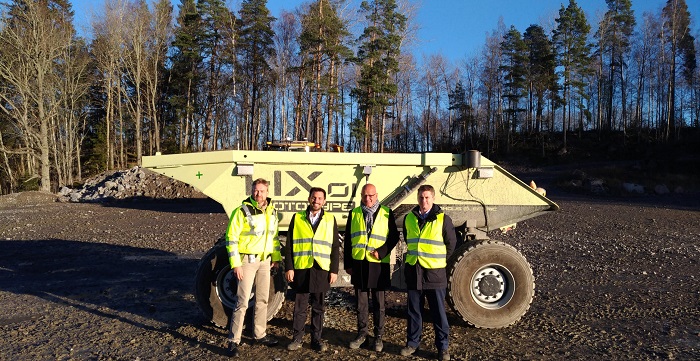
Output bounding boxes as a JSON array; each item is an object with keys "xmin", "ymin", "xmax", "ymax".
[
  {"xmin": 291, "ymin": 211, "xmax": 335, "ymax": 271},
  {"xmin": 350, "ymin": 206, "xmax": 391, "ymax": 263},
  {"xmin": 404, "ymin": 212, "xmax": 447, "ymax": 269},
  {"xmin": 225, "ymin": 199, "xmax": 281, "ymax": 268}
]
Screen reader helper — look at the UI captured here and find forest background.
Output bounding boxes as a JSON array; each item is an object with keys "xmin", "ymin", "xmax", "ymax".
[{"xmin": 0, "ymin": 0, "xmax": 698, "ymax": 194}]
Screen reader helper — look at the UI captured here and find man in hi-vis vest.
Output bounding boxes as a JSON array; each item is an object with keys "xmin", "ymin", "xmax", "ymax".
[
  {"xmin": 400, "ymin": 184, "xmax": 456, "ymax": 361},
  {"xmin": 225, "ymin": 178, "xmax": 281, "ymax": 357},
  {"xmin": 344, "ymin": 183, "xmax": 399, "ymax": 352},
  {"xmin": 284, "ymin": 187, "xmax": 340, "ymax": 353}
]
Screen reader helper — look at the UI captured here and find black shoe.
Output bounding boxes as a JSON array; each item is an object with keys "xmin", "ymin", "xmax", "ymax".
[
  {"xmin": 255, "ymin": 335, "xmax": 278, "ymax": 347},
  {"xmin": 438, "ymin": 349, "xmax": 450, "ymax": 361},
  {"xmin": 311, "ymin": 340, "xmax": 328, "ymax": 352},
  {"xmin": 227, "ymin": 342, "xmax": 239, "ymax": 357},
  {"xmin": 349, "ymin": 334, "xmax": 366, "ymax": 349}
]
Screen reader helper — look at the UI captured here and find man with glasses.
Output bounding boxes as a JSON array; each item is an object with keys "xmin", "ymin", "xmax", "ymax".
[{"xmin": 344, "ymin": 183, "xmax": 400, "ymax": 352}]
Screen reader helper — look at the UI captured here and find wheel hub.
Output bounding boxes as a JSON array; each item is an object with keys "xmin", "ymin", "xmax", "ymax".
[
  {"xmin": 471, "ymin": 266, "xmax": 512, "ymax": 307},
  {"xmin": 478, "ymin": 274, "xmax": 503, "ymax": 297}
]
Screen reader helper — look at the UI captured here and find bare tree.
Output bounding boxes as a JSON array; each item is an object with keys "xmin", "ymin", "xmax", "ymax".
[
  {"xmin": 460, "ymin": 55, "xmax": 480, "ymax": 148},
  {"xmin": 144, "ymin": 0, "xmax": 173, "ymax": 155},
  {"xmin": 52, "ymin": 38, "xmax": 92, "ymax": 186},
  {"xmin": 394, "ymin": 52, "xmax": 418, "ymax": 152},
  {"xmin": 418, "ymin": 55, "xmax": 441, "ymax": 150},
  {"xmin": 92, "ymin": 0, "xmax": 129, "ymax": 169},
  {"xmin": 480, "ymin": 22, "xmax": 506, "ymax": 156},
  {"xmin": 0, "ymin": 123, "xmax": 14, "ymax": 192},
  {"xmin": 122, "ymin": 0, "xmax": 151, "ymax": 165},
  {"xmin": 431, "ymin": 54, "xmax": 456, "ymax": 148},
  {"xmin": 272, "ymin": 11, "xmax": 300, "ymax": 142},
  {"xmin": 0, "ymin": 0, "xmax": 73, "ymax": 191}
]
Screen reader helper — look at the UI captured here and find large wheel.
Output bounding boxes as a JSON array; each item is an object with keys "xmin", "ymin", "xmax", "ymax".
[
  {"xmin": 447, "ymin": 240, "xmax": 534, "ymax": 329},
  {"xmin": 194, "ymin": 241, "xmax": 287, "ymax": 328}
]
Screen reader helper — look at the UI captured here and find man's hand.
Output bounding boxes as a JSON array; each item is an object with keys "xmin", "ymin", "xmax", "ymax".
[
  {"xmin": 369, "ymin": 250, "xmax": 380, "ymax": 260},
  {"xmin": 285, "ymin": 270, "xmax": 294, "ymax": 283},
  {"xmin": 233, "ymin": 266, "xmax": 243, "ymax": 280},
  {"xmin": 329, "ymin": 272, "xmax": 338, "ymax": 284},
  {"xmin": 271, "ymin": 261, "xmax": 279, "ymax": 269}
]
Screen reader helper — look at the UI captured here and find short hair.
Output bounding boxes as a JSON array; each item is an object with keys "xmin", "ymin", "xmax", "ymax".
[
  {"xmin": 309, "ymin": 187, "xmax": 326, "ymax": 198},
  {"xmin": 417, "ymin": 184, "xmax": 435, "ymax": 196},
  {"xmin": 251, "ymin": 178, "xmax": 269, "ymax": 190}
]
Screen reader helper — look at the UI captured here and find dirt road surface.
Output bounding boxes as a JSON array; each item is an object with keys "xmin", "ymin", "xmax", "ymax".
[{"xmin": 1, "ymin": 183, "xmax": 699, "ymax": 360}]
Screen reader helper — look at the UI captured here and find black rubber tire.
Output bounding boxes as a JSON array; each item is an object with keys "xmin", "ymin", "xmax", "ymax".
[
  {"xmin": 447, "ymin": 240, "xmax": 535, "ymax": 329},
  {"xmin": 194, "ymin": 241, "xmax": 287, "ymax": 328}
]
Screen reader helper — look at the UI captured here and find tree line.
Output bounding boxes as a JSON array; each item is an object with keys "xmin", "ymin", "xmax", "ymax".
[{"xmin": 0, "ymin": 0, "xmax": 697, "ymax": 194}]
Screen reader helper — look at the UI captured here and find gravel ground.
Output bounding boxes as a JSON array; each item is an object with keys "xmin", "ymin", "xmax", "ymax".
[{"xmin": 1, "ymin": 176, "xmax": 699, "ymax": 360}]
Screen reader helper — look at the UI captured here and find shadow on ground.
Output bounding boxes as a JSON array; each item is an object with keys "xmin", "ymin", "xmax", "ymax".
[
  {"xmin": 95, "ymin": 196, "xmax": 225, "ymax": 214},
  {"xmin": 0, "ymin": 238, "xmax": 202, "ymax": 328}
]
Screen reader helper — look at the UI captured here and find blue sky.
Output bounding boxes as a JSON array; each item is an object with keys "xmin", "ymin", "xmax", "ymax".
[{"xmin": 71, "ymin": 0, "xmax": 699, "ymax": 65}]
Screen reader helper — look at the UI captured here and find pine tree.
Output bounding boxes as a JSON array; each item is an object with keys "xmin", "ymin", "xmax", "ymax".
[
  {"xmin": 169, "ymin": 0, "xmax": 204, "ymax": 153},
  {"xmin": 500, "ymin": 25, "xmax": 528, "ymax": 152},
  {"xmin": 661, "ymin": 0, "xmax": 696, "ymax": 140},
  {"xmin": 448, "ymin": 80, "xmax": 474, "ymax": 152},
  {"xmin": 237, "ymin": 0, "xmax": 276, "ymax": 150},
  {"xmin": 298, "ymin": 0, "xmax": 352, "ymax": 148},
  {"xmin": 596, "ymin": 0, "xmax": 635, "ymax": 132},
  {"xmin": 553, "ymin": 0, "xmax": 592, "ymax": 149},
  {"xmin": 353, "ymin": 0, "xmax": 406, "ymax": 152},
  {"xmin": 524, "ymin": 24, "xmax": 557, "ymax": 134},
  {"xmin": 198, "ymin": 0, "xmax": 234, "ymax": 151}
]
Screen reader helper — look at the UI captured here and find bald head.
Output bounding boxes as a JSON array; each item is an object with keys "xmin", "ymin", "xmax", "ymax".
[{"xmin": 361, "ymin": 184, "xmax": 378, "ymax": 207}]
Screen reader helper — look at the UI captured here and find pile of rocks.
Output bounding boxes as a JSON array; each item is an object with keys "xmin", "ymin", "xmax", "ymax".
[
  {"xmin": 566, "ymin": 168, "xmax": 684, "ymax": 196},
  {"xmin": 58, "ymin": 166, "xmax": 205, "ymax": 203}
]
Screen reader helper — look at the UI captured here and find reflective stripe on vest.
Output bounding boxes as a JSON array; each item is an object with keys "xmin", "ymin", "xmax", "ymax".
[
  {"xmin": 350, "ymin": 206, "xmax": 391, "ymax": 263},
  {"xmin": 291, "ymin": 211, "xmax": 335, "ymax": 271},
  {"xmin": 226, "ymin": 202, "xmax": 280, "ymax": 267},
  {"xmin": 404, "ymin": 212, "xmax": 447, "ymax": 269}
]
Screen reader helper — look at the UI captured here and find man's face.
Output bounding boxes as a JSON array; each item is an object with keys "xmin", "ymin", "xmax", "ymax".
[
  {"xmin": 308, "ymin": 191, "xmax": 326, "ymax": 213},
  {"xmin": 361, "ymin": 184, "xmax": 378, "ymax": 208},
  {"xmin": 417, "ymin": 190, "xmax": 434, "ymax": 213},
  {"xmin": 252, "ymin": 183, "xmax": 268, "ymax": 205}
]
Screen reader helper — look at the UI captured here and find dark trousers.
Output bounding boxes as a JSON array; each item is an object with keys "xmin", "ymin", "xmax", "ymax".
[
  {"xmin": 406, "ymin": 288, "xmax": 449, "ymax": 351},
  {"xmin": 355, "ymin": 288, "xmax": 385, "ymax": 337},
  {"xmin": 292, "ymin": 292, "xmax": 325, "ymax": 343}
]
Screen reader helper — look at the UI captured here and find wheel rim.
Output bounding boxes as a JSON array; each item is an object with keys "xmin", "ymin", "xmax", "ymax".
[
  {"xmin": 215, "ymin": 266, "xmax": 258, "ymax": 310},
  {"xmin": 470, "ymin": 265, "xmax": 515, "ymax": 309},
  {"xmin": 215, "ymin": 266, "xmax": 238, "ymax": 309}
]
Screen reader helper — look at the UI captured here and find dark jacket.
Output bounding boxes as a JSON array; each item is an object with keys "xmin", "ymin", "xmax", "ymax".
[
  {"xmin": 284, "ymin": 207, "xmax": 340, "ymax": 293},
  {"xmin": 343, "ymin": 206, "xmax": 400, "ymax": 290},
  {"xmin": 402, "ymin": 204, "xmax": 457, "ymax": 290}
]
